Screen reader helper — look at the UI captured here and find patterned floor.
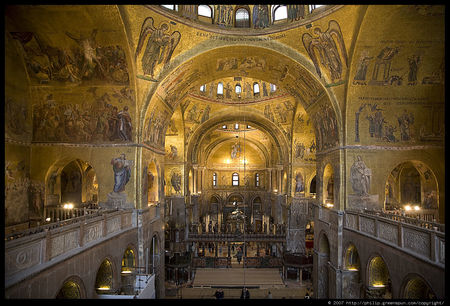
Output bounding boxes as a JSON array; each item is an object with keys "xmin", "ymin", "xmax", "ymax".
[{"xmin": 192, "ymin": 267, "xmax": 284, "ymax": 287}]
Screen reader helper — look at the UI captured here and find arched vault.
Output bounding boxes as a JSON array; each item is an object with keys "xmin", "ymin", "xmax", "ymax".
[{"xmin": 140, "ymin": 43, "xmax": 343, "ymax": 153}]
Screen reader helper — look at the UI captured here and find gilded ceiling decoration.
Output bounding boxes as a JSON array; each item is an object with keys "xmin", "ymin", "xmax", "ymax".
[{"xmin": 189, "ymin": 77, "xmax": 286, "ymax": 105}]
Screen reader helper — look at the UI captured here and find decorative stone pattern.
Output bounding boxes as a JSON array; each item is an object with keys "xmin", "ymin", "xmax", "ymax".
[
  {"xmin": 345, "ymin": 213, "xmax": 358, "ymax": 230},
  {"xmin": 84, "ymin": 223, "xmax": 102, "ymax": 245},
  {"xmin": 122, "ymin": 211, "xmax": 133, "ymax": 228},
  {"xmin": 360, "ymin": 217, "xmax": 375, "ymax": 235},
  {"xmin": 377, "ymin": 221, "xmax": 398, "ymax": 245},
  {"xmin": 319, "ymin": 207, "xmax": 330, "ymax": 223},
  {"xmin": 51, "ymin": 230, "xmax": 79, "ymax": 259},
  {"xmin": 438, "ymin": 239, "xmax": 445, "ymax": 264},
  {"xmin": 51, "ymin": 235, "xmax": 65, "ymax": 258},
  {"xmin": 5, "ymin": 241, "xmax": 42, "ymax": 276},
  {"xmin": 106, "ymin": 216, "xmax": 121, "ymax": 235},
  {"xmin": 403, "ymin": 228, "xmax": 431, "ymax": 258}
]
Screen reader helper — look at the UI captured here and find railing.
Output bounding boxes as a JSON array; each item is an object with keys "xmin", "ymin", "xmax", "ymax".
[
  {"xmin": 402, "ymin": 209, "xmax": 439, "ymax": 222},
  {"xmin": 187, "ymin": 232, "xmax": 286, "ymax": 242},
  {"xmin": 361, "ymin": 209, "xmax": 444, "ymax": 233},
  {"xmin": 344, "ymin": 210, "xmax": 445, "ymax": 267},
  {"xmin": 5, "ymin": 209, "xmax": 135, "ymax": 288},
  {"xmin": 43, "ymin": 206, "xmax": 99, "ymax": 224},
  {"xmin": 5, "ymin": 208, "xmax": 104, "ymax": 242}
]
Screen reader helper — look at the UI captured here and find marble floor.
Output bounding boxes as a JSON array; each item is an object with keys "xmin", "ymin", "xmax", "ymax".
[{"xmin": 192, "ymin": 267, "xmax": 284, "ymax": 287}]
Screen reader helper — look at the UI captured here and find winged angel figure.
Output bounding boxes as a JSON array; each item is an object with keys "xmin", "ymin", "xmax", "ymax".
[
  {"xmin": 302, "ymin": 20, "xmax": 348, "ymax": 83},
  {"xmin": 135, "ymin": 17, "xmax": 181, "ymax": 82}
]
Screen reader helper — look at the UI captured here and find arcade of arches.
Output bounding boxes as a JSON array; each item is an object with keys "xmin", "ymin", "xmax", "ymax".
[{"xmin": 5, "ymin": 5, "xmax": 444, "ymax": 299}]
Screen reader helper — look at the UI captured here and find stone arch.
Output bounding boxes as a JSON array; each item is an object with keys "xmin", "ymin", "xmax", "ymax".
[
  {"xmin": 226, "ymin": 193, "xmax": 244, "ymax": 206},
  {"xmin": 365, "ymin": 254, "xmax": 392, "ymax": 299},
  {"xmin": 400, "ymin": 273, "xmax": 436, "ymax": 299},
  {"xmin": 139, "ymin": 42, "xmax": 342, "ymax": 154},
  {"xmin": 149, "ymin": 232, "xmax": 161, "ymax": 273},
  {"xmin": 121, "ymin": 244, "xmax": 137, "ymax": 273},
  {"xmin": 45, "ymin": 158, "xmax": 98, "ymax": 208},
  {"xmin": 207, "ymin": 194, "xmax": 221, "ymax": 224},
  {"xmin": 316, "ymin": 230, "xmax": 330, "ymax": 298},
  {"xmin": 234, "ymin": 5, "xmax": 251, "ymax": 28},
  {"xmin": 343, "ymin": 242, "xmax": 361, "ymax": 270},
  {"xmin": 307, "ymin": 171, "xmax": 317, "ymax": 197},
  {"xmin": 94, "ymin": 257, "xmax": 116, "ymax": 295},
  {"xmin": 250, "ymin": 195, "xmax": 263, "ymax": 232},
  {"xmin": 384, "ymin": 160, "xmax": 439, "ymax": 221},
  {"xmin": 204, "ymin": 135, "xmax": 271, "ymax": 168},
  {"xmin": 322, "ymin": 163, "xmax": 335, "ymax": 206},
  {"xmin": 143, "ymin": 160, "xmax": 159, "ymax": 206},
  {"xmin": 120, "ymin": 245, "xmax": 137, "ymax": 294},
  {"xmin": 342, "ymin": 242, "xmax": 362, "ymax": 299},
  {"xmin": 55, "ymin": 275, "xmax": 86, "ymax": 299},
  {"xmin": 188, "ymin": 109, "xmax": 288, "ymax": 166}
]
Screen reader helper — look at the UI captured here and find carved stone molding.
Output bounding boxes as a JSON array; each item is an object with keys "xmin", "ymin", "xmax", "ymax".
[
  {"xmin": 403, "ymin": 228, "xmax": 431, "ymax": 258},
  {"xmin": 377, "ymin": 222, "xmax": 398, "ymax": 245},
  {"xmin": 5, "ymin": 241, "xmax": 42, "ymax": 276},
  {"xmin": 84, "ymin": 223, "xmax": 102, "ymax": 245},
  {"xmin": 360, "ymin": 217, "xmax": 375, "ymax": 235},
  {"xmin": 345, "ymin": 213, "xmax": 358, "ymax": 230},
  {"xmin": 106, "ymin": 216, "xmax": 121, "ymax": 235},
  {"xmin": 51, "ymin": 230, "xmax": 79, "ymax": 259}
]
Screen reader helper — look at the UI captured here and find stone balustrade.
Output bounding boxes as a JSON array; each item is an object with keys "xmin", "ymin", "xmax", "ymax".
[
  {"xmin": 43, "ymin": 206, "xmax": 98, "ymax": 224},
  {"xmin": 5, "ymin": 208, "xmax": 103, "ymax": 242},
  {"xmin": 5, "ymin": 209, "xmax": 136, "ymax": 288},
  {"xmin": 344, "ymin": 210, "xmax": 445, "ymax": 268}
]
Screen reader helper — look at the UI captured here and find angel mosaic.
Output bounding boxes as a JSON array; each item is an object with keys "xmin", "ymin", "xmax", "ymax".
[
  {"xmin": 170, "ymin": 171, "xmax": 182, "ymax": 194},
  {"xmin": 302, "ymin": 20, "xmax": 348, "ymax": 83},
  {"xmin": 135, "ymin": 17, "xmax": 181, "ymax": 82}
]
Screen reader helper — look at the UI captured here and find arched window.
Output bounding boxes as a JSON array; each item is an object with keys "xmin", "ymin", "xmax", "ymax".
[
  {"xmin": 272, "ymin": 5, "xmax": 288, "ymax": 22},
  {"xmin": 310, "ymin": 175, "xmax": 317, "ymax": 195},
  {"xmin": 200, "ymin": 84, "xmax": 206, "ymax": 92},
  {"xmin": 95, "ymin": 259, "xmax": 113, "ymax": 294},
  {"xmin": 235, "ymin": 83, "xmax": 242, "ymax": 94},
  {"xmin": 309, "ymin": 5, "xmax": 323, "ymax": 13},
  {"xmin": 270, "ymin": 83, "xmax": 277, "ymax": 92},
  {"xmin": 255, "ymin": 173, "xmax": 260, "ymax": 187},
  {"xmin": 212, "ymin": 173, "xmax": 217, "ymax": 186},
  {"xmin": 56, "ymin": 279, "xmax": 83, "ymax": 299},
  {"xmin": 232, "ymin": 172, "xmax": 239, "ymax": 186},
  {"xmin": 253, "ymin": 82, "xmax": 260, "ymax": 95},
  {"xmin": 235, "ymin": 8, "xmax": 250, "ymax": 28},
  {"xmin": 234, "ymin": 123, "xmax": 239, "ymax": 130},
  {"xmin": 198, "ymin": 5, "xmax": 212, "ymax": 17},
  {"xmin": 121, "ymin": 248, "xmax": 135, "ymax": 275},
  {"xmin": 217, "ymin": 82, "xmax": 224, "ymax": 95},
  {"xmin": 161, "ymin": 5, "xmax": 178, "ymax": 11}
]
